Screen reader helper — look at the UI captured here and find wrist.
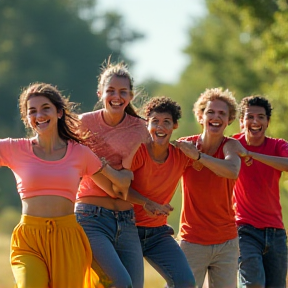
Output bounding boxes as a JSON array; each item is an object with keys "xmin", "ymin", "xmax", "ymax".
[
  {"xmin": 98, "ymin": 157, "xmax": 108, "ymax": 174},
  {"xmin": 196, "ymin": 151, "xmax": 201, "ymax": 161},
  {"xmin": 247, "ymin": 151, "xmax": 253, "ymax": 158}
]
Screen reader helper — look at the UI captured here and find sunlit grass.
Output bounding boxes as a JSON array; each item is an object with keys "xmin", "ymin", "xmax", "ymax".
[{"xmin": 0, "ymin": 233, "xmax": 14, "ymax": 288}]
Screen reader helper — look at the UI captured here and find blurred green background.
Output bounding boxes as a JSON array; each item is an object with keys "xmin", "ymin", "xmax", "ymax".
[{"xmin": 1, "ymin": 0, "xmax": 288, "ymax": 287}]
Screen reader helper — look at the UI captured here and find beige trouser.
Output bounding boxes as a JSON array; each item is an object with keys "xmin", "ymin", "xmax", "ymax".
[{"xmin": 180, "ymin": 237, "xmax": 239, "ymax": 288}]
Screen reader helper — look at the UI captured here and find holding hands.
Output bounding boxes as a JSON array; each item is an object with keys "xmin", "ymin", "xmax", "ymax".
[{"xmin": 143, "ymin": 201, "xmax": 174, "ymax": 218}]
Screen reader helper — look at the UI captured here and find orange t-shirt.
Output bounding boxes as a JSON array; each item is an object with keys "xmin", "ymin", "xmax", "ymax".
[
  {"xmin": 179, "ymin": 135, "xmax": 237, "ymax": 245},
  {"xmin": 131, "ymin": 143, "xmax": 192, "ymax": 227},
  {"xmin": 77, "ymin": 110, "xmax": 150, "ymax": 198}
]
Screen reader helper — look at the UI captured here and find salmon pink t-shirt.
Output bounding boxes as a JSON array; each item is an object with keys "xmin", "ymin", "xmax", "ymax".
[
  {"xmin": 179, "ymin": 135, "xmax": 237, "ymax": 245},
  {"xmin": 77, "ymin": 110, "xmax": 150, "ymax": 198},
  {"xmin": 233, "ymin": 133, "xmax": 288, "ymax": 229},
  {"xmin": 0, "ymin": 138, "xmax": 102, "ymax": 202},
  {"xmin": 131, "ymin": 143, "xmax": 192, "ymax": 227}
]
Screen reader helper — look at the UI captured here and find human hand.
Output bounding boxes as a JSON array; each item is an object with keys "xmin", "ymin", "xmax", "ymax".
[
  {"xmin": 143, "ymin": 201, "xmax": 174, "ymax": 217},
  {"xmin": 171, "ymin": 140, "xmax": 199, "ymax": 160},
  {"xmin": 112, "ymin": 169, "xmax": 134, "ymax": 200}
]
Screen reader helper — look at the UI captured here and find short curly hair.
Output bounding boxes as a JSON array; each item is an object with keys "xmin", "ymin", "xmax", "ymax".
[
  {"xmin": 193, "ymin": 88, "xmax": 238, "ymax": 124},
  {"xmin": 143, "ymin": 96, "xmax": 181, "ymax": 124},
  {"xmin": 239, "ymin": 95, "xmax": 272, "ymax": 120}
]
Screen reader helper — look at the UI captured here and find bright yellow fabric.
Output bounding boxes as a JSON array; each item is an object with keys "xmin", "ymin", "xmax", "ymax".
[{"xmin": 11, "ymin": 214, "xmax": 99, "ymax": 288}]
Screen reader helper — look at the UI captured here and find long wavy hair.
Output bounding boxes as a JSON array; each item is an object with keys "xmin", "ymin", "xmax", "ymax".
[{"xmin": 19, "ymin": 82, "xmax": 83, "ymax": 142}]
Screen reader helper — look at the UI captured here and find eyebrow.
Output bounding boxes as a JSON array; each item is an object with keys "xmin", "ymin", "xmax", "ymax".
[
  {"xmin": 27, "ymin": 103, "xmax": 51, "ymax": 109},
  {"xmin": 245, "ymin": 112, "xmax": 266, "ymax": 116}
]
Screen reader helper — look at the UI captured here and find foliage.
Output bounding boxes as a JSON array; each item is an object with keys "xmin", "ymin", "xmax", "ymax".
[
  {"xmin": 0, "ymin": 0, "xmax": 143, "ymax": 209},
  {"xmin": 0, "ymin": 206, "xmax": 21, "ymax": 234},
  {"xmin": 153, "ymin": 0, "xmax": 288, "ymax": 230}
]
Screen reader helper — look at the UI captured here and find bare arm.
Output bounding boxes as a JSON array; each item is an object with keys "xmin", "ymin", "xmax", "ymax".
[
  {"xmin": 238, "ymin": 148, "xmax": 288, "ymax": 172},
  {"xmin": 127, "ymin": 187, "xmax": 173, "ymax": 217},
  {"xmin": 174, "ymin": 139, "xmax": 241, "ymax": 179},
  {"xmin": 90, "ymin": 164, "xmax": 133, "ymax": 200}
]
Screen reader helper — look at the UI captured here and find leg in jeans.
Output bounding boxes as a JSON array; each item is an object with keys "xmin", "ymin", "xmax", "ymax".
[
  {"xmin": 75, "ymin": 203, "xmax": 144, "ymax": 288},
  {"xmin": 139, "ymin": 225, "xmax": 195, "ymax": 288},
  {"xmin": 263, "ymin": 228, "xmax": 287, "ymax": 288},
  {"xmin": 238, "ymin": 225, "xmax": 287, "ymax": 288}
]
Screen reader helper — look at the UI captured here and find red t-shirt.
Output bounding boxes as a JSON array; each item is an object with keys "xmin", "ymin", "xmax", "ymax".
[
  {"xmin": 131, "ymin": 143, "xmax": 192, "ymax": 227},
  {"xmin": 179, "ymin": 135, "xmax": 237, "ymax": 245},
  {"xmin": 233, "ymin": 133, "xmax": 288, "ymax": 229}
]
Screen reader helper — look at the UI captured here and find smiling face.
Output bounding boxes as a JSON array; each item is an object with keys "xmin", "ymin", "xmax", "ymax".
[
  {"xmin": 200, "ymin": 99, "xmax": 230, "ymax": 135},
  {"xmin": 26, "ymin": 95, "xmax": 62, "ymax": 135},
  {"xmin": 147, "ymin": 111, "xmax": 178, "ymax": 146},
  {"xmin": 240, "ymin": 105, "xmax": 269, "ymax": 145},
  {"xmin": 99, "ymin": 75, "xmax": 133, "ymax": 117}
]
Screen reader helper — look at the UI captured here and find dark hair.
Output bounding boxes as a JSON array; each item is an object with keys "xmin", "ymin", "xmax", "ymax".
[
  {"xmin": 239, "ymin": 95, "xmax": 272, "ymax": 120},
  {"xmin": 95, "ymin": 57, "xmax": 141, "ymax": 118},
  {"xmin": 193, "ymin": 88, "xmax": 238, "ymax": 124},
  {"xmin": 143, "ymin": 96, "xmax": 181, "ymax": 124},
  {"xmin": 19, "ymin": 82, "xmax": 83, "ymax": 142}
]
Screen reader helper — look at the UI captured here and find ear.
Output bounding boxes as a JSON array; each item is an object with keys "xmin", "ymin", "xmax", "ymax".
[
  {"xmin": 197, "ymin": 112, "xmax": 204, "ymax": 125},
  {"xmin": 57, "ymin": 109, "xmax": 63, "ymax": 119},
  {"xmin": 239, "ymin": 119, "xmax": 244, "ymax": 131},
  {"xmin": 129, "ymin": 91, "xmax": 134, "ymax": 100},
  {"xmin": 97, "ymin": 91, "xmax": 102, "ymax": 99},
  {"xmin": 173, "ymin": 122, "xmax": 179, "ymax": 130}
]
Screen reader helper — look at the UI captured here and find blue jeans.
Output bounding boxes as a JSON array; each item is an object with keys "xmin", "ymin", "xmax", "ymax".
[
  {"xmin": 138, "ymin": 225, "xmax": 196, "ymax": 288},
  {"xmin": 75, "ymin": 203, "xmax": 144, "ymax": 288},
  {"xmin": 238, "ymin": 224, "xmax": 287, "ymax": 288}
]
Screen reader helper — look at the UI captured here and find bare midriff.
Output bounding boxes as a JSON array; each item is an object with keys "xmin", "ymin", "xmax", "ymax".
[
  {"xmin": 76, "ymin": 196, "xmax": 133, "ymax": 211},
  {"xmin": 22, "ymin": 196, "xmax": 74, "ymax": 217}
]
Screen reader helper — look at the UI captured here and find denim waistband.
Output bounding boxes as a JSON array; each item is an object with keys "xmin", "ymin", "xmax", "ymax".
[
  {"xmin": 75, "ymin": 203, "xmax": 135, "ymax": 220},
  {"xmin": 238, "ymin": 224, "xmax": 285, "ymax": 232}
]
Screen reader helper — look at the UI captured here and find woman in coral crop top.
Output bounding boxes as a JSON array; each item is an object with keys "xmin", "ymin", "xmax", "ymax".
[
  {"xmin": 75, "ymin": 58, "xmax": 150, "ymax": 288},
  {"xmin": 1, "ymin": 82, "xmax": 132, "ymax": 288}
]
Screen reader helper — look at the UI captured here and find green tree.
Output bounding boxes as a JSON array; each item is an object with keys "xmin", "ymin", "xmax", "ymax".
[
  {"xmin": 153, "ymin": 0, "xmax": 288, "ymax": 231},
  {"xmin": 0, "ymin": 0, "xmax": 143, "ymax": 209}
]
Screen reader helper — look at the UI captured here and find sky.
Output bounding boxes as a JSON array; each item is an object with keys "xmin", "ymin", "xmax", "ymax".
[{"xmin": 97, "ymin": 0, "xmax": 207, "ymax": 84}]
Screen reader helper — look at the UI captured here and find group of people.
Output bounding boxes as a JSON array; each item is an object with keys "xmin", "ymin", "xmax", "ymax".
[{"xmin": 1, "ymin": 58, "xmax": 287, "ymax": 288}]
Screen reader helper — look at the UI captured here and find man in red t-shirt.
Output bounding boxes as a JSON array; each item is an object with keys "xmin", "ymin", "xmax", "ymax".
[{"xmin": 233, "ymin": 95, "xmax": 288, "ymax": 288}]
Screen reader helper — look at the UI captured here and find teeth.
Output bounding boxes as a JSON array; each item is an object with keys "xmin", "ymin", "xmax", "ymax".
[
  {"xmin": 211, "ymin": 123, "xmax": 220, "ymax": 126},
  {"xmin": 156, "ymin": 132, "xmax": 166, "ymax": 137},
  {"xmin": 111, "ymin": 101, "xmax": 121, "ymax": 106},
  {"xmin": 37, "ymin": 120, "xmax": 48, "ymax": 125},
  {"xmin": 250, "ymin": 127, "xmax": 261, "ymax": 132}
]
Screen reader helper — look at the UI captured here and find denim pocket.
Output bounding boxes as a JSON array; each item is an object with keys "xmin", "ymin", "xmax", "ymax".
[{"xmin": 75, "ymin": 211, "xmax": 96, "ymax": 223}]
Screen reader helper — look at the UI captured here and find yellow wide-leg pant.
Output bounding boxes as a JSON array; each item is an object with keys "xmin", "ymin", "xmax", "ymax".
[{"xmin": 10, "ymin": 214, "xmax": 99, "ymax": 288}]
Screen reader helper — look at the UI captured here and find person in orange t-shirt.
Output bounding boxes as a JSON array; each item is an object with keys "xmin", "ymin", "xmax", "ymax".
[
  {"xmin": 128, "ymin": 96, "xmax": 196, "ymax": 288},
  {"xmin": 174, "ymin": 88, "xmax": 243, "ymax": 288}
]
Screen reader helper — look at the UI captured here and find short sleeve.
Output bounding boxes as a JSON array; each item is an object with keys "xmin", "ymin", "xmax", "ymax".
[
  {"xmin": 0, "ymin": 138, "xmax": 13, "ymax": 167},
  {"xmin": 276, "ymin": 138, "xmax": 288, "ymax": 157},
  {"xmin": 130, "ymin": 144, "xmax": 145, "ymax": 172},
  {"xmin": 80, "ymin": 144, "xmax": 102, "ymax": 176}
]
